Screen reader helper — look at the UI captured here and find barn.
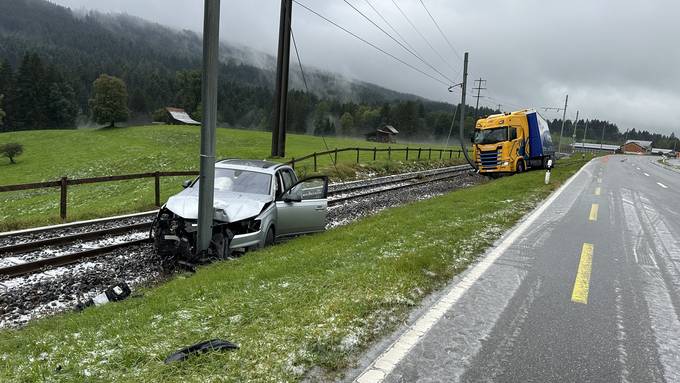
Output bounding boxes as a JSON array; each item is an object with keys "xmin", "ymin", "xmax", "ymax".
[
  {"xmin": 366, "ymin": 125, "xmax": 399, "ymax": 143},
  {"xmin": 621, "ymin": 140, "xmax": 652, "ymax": 154},
  {"xmin": 163, "ymin": 107, "xmax": 200, "ymax": 125}
]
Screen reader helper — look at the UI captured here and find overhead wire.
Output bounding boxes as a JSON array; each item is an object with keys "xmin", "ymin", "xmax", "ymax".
[
  {"xmin": 343, "ymin": 0, "xmax": 455, "ymax": 84},
  {"xmin": 363, "ymin": 0, "xmax": 418, "ymax": 56},
  {"xmin": 290, "ymin": 29, "xmax": 309, "ymax": 93},
  {"xmin": 418, "ymin": 0, "xmax": 462, "ymax": 60},
  {"xmin": 293, "ymin": 0, "xmax": 450, "ymax": 87},
  {"xmin": 390, "ymin": 0, "xmax": 459, "ymax": 77}
]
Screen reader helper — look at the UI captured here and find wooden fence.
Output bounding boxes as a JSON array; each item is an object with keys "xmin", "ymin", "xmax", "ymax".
[{"xmin": 0, "ymin": 146, "xmax": 463, "ymax": 222}]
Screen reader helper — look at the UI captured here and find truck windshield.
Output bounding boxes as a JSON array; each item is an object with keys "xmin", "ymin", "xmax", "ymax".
[{"xmin": 474, "ymin": 127, "xmax": 508, "ymax": 144}]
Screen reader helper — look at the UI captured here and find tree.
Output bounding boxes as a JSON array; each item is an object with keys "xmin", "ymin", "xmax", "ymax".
[
  {"xmin": 89, "ymin": 74, "xmax": 129, "ymax": 127},
  {"xmin": 339, "ymin": 112, "xmax": 354, "ymax": 136},
  {"xmin": 0, "ymin": 142, "xmax": 23, "ymax": 164},
  {"xmin": 0, "ymin": 94, "xmax": 5, "ymax": 126}
]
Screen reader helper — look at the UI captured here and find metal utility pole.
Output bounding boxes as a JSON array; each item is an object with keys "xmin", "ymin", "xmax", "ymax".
[
  {"xmin": 271, "ymin": 0, "xmax": 293, "ymax": 157},
  {"xmin": 557, "ymin": 94, "xmax": 568, "ymax": 154},
  {"xmin": 459, "ymin": 52, "xmax": 475, "ymax": 170},
  {"xmin": 196, "ymin": 0, "xmax": 221, "ymax": 255},
  {"xmin": 472, "ymin": 78, "xmax": 486, "ymax": 119},
  {"xmin": 571, "ymin": 110, "xmax": 579, "ymax": 152},
  {"xmin": 497, "ymin": 104, "xmax": 502, "ymax": 112},
  {"xmin": 582, "ymin": 119, "xmax": 589, "ymax": 145}
]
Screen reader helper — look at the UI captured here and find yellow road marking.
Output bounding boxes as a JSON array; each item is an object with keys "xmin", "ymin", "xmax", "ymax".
[
  {"xmin": 595, "ymin": 187, "xmax": 601, "ymax": 196},
  {"xmin": 572, "ymin": 243, "xmax": 594, "ymax": 304},
  {"xmin": 589, "ymin": 204, "xmax": 599, "ymax": 221}
]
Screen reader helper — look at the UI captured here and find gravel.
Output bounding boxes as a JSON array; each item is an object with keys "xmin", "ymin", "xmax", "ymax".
[{"xmin": 0, "ymin": 168, "xmax": 484, "ymax": 329}]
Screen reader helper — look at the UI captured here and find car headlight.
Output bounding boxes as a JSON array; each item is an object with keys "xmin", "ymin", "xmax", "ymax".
[{"xmin": 502, "ymin": 161, "xmax": 509, "ymax": 166}]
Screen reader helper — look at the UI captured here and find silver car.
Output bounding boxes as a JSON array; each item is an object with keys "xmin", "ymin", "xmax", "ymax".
[{"xmin": 153, "ymin": 159, "xmax": 328, "ymax": 263}]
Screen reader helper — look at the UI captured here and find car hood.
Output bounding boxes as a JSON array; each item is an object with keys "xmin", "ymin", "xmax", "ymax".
[{"xmin": 165, "ymin": 187, "xmax": 273, "ymax": 222}]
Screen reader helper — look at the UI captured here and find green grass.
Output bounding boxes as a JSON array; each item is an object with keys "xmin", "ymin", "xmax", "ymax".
[
  {"xmin": 0, "ymin": 125, "xmax": 463, "ymax": 231},
  {"xmin": 0, "ymin": 157, "xmax": 588, "ymax": 382}
]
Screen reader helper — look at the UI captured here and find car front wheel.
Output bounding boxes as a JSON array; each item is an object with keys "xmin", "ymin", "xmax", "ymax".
[{"xmin": 264, "ymin": 226, "xmax": 275, "ymax": 247}]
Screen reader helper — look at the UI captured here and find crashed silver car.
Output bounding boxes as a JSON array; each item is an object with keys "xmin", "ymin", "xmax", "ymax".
[{"xmin": 153, "ymin": 159, "xmax": 328, "ymax": 264}]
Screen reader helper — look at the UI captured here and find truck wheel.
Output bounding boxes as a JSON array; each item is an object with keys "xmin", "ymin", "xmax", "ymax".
[{"xmin": 516, "ymin": 160, "xmax": 525, "ymax": 173}]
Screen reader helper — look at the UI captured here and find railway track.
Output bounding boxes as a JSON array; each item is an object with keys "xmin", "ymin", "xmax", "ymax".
[{"xmin": 0, "ymin": 165, "xmax": 473, "ymax": 278}]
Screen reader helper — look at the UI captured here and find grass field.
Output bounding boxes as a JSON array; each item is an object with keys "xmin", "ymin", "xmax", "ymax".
[
  {"xmin": 0, "ymin": 125, "xmax": 463, "ymax": 231},
  {"xmin": 0, "ymin": 157, "xmax": 589, "ymax": 382}
]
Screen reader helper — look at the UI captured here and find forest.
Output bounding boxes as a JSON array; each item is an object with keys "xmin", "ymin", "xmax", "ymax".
[{"xmin": 0, "ymin": 0, "xmax": 677, "ymax": 149}]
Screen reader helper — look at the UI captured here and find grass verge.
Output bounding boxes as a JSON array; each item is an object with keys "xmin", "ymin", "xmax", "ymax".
[
  {"xmin": 0, "ymin": 157, "xmax": 588, "ymax": 382},
  {"xmin": 0, "ymin": 125, "xmax": 463, "ymax": 231}
]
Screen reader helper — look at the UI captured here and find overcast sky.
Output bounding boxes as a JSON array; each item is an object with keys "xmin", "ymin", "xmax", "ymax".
[{"xmin": 53, "ymin": 0, "xmax": 680, "ymax": 136}]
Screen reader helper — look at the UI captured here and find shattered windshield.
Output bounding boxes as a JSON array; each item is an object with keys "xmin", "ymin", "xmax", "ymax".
[
  {"xmin": 474, "ymin": 127, "xmax": 508, "ymax": 144},
  {"xmin": 206, "ymin": 169, "xmax": 272, "ymax": 195}
]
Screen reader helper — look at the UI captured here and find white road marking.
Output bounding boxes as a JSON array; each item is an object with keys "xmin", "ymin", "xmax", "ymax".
[
  {"xmin": 644, "ymin": 173, "xmax": 650, "ymax": 177},
  {"xmin": 354, "ymin": 159, "xmax": 596, "ymax": 383},
  {"xmin": 657, "ymin": 182, "xmax": 668, "ymax": 189}
]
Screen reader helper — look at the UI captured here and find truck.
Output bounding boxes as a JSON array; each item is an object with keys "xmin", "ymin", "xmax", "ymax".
[{"xmin": 472, "ymin": 109, "xmax": 554, "ymax": 174}]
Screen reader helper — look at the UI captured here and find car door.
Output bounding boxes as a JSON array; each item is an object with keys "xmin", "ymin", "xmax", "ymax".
[{"xmin": 275, "ymin": 176, "xmax": 328, "ymax": 236}]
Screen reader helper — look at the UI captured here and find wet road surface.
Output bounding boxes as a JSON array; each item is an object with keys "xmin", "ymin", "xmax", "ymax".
[{"xmin": 355, "ymin": 155, "xmax": 680, "ymax": 382}]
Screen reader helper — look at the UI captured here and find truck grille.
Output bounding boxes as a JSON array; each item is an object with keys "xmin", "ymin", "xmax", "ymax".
[{"xmin": 478, "ymin": 149, "xmax": 500, "ymax": 169}]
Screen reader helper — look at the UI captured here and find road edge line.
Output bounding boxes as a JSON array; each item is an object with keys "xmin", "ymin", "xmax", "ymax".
[{"xmin": 354, "ymin": 158, "xmax": 596, "ymax": 383}]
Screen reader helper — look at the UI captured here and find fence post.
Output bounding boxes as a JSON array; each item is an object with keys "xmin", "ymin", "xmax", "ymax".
[
  {"xmin": 356, "ymin": 148, "xmax": 360, "ymax": 163},
  {"xmin": 59, "ymin": 176, "xmax": 68, "ymax": 222},
  {"xmin": 388, "ymin": 146, "xmax": 391, "ymax": 160},
  {"xmin": 154, "ymin": 171, "xmax": 161, "ymax": 207},
  {"xmin": 418, "ymin": 148, "xmax": 422, "ymax": 160},
  {"xmin": 458, "ymin": 150, "xmax": 461, "ymax": 158},
  {"xmin": 313, "ymin": 152, "xmax": 317, "ymax": 172},
  {"xmin": 449, "ymin": 150, "xmax": 453, "ymax": 159},
  {"xmin": 373, "ymin": 147, "xmax": 377, "ymax": 161},
  {"xmin": 334, "ymin": 148, "xmax": 338, "ymax": 164},
  {"xmin": 291, "ymin": 158, "xmax": 295, "ymax": 170},
  {"xmin": 439, "ymin": 149, "xmax": 442, "ymax": 159},
  {"xmin": 428, "ymin": 148, "xmax": 432, "ymax": 160},
  {"xmin": 406, "ymin": 147, "xmax": 409, "ymax": 161}
]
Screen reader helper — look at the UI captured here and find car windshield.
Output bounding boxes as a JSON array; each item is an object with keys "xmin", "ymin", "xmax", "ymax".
[
  {"xmin": 474, "ymin": 127, "xmax": 508, "ymax": 144},
  {"xmin": 207, "ymin": 168, "xmax": 272, "ymax": 195}
]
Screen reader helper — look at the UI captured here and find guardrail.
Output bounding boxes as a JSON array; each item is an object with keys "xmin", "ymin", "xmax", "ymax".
[{"xmin": 0, "ymin": 146, "xmax": 463, "ymax": 222}]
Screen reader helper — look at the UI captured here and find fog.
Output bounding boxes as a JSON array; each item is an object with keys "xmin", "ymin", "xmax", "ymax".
[{"xmin": 53, "ymin": 0, "xmax": 680, "ymax": 135}]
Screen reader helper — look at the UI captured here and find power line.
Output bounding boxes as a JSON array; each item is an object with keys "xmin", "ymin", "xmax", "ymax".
[
  {"xmin": 418, "ymin": 0, "xmax": 462, "ymax": 60},
  {"xmin": 472, "ymin": 77, "xmax": 486, "ymax": 118},
  {"xmin": 390, "ymin": 0, "xmax": 458, "ymax": 77},
  {"xmin": 343, "ymin": 0, "xmax": 455, "ymax": 84},
  {"xmin": 290, "ymin": 29, "xmax": 309, "ymax": 93},
  {"xmin": 363, "ymin": 0, "xmax": 418, "ymax": 57},
  {"xmin": 293, "ymin": 0, "xmax": 450, "ymax": 87}
]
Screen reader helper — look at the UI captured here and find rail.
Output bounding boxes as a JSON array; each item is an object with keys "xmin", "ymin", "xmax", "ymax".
[{"xmin": 0, "ymin": 146, "xmax": 464, "ymax": 222}]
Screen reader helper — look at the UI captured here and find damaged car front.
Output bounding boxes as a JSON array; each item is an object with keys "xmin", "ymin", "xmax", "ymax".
[{"xmin": 153, "ymin": 166, "xmax": 275, "ymax": 265}]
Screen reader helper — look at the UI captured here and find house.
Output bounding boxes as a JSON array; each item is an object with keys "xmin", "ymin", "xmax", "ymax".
[
  {"xmin": 164, "ymin": 107, "xmax": 200, "ymax": 125},
  {"xmin": 621, "ymin": 140, "xmax": 652, "ymax": 154},
  {"xmin": 367, "ymin": 125, "xmax": 399, "ymax": 143}
]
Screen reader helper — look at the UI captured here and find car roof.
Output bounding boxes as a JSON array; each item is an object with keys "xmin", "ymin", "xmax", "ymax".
[{"xmin": 216, "ymin": 159, "xmax": 290, "ymax": 174}]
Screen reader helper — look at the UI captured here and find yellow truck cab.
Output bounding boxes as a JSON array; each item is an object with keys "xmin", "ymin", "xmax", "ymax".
[{"xmin": 472, "ymin": 109, "xmax": 554, "ymax": 174}]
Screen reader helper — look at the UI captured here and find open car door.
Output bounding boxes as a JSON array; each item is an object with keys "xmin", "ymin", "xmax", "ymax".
[{"xmin": 275, "ymin": 176, "xmax": 328, "ymax": 236}]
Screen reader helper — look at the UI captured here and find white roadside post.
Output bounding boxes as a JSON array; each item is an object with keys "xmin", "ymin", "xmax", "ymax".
[{"xmin": 544, "ymin": 159, "xmax": 553, "ymax": 184}]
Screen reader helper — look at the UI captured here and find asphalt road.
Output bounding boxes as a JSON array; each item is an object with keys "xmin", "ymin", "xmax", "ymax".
[{"xmin": 355, "ymin": 155, "xmax": 680, "ymax": 383}]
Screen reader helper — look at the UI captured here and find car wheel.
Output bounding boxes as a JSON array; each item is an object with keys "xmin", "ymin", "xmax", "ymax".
[
  {"xmin": 264, "ymin": 226, "xmax": 275, "ymax": 247},
  {"xmin": 516, "ymin": 160, "xmax": 525, "ymax": 173}
]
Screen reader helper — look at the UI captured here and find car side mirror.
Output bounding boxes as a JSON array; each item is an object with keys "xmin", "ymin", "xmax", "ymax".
[
  {"xmin": 283, "ymin": 190, "xmax": 302, "ymax": 203},
  {"xmin": 182, "ymin": 180, "xmax": 192, "ymax": 188}
]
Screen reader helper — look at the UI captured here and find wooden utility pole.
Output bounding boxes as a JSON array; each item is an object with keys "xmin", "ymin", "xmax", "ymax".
[
  {"xmin": 459, "ymin": 52, "xmax": 475, "ymax": 170},
  {"xmin": 557, "ymin": 94, "xmax": 569, "ymax": 153},
  {"xmin": 271, "ymin": 0, "xmax": 293, "ymax": 157},
  {"xmin": 472, "ymin": 78, "xmax": 486, "ymax": 119}
]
